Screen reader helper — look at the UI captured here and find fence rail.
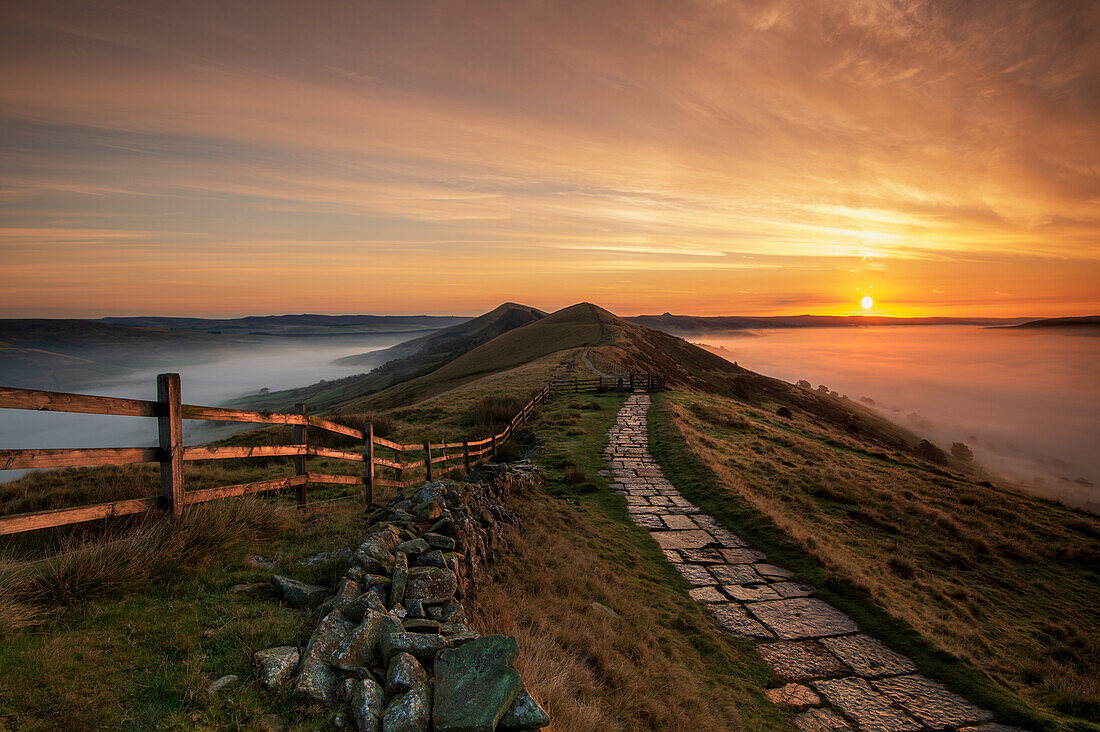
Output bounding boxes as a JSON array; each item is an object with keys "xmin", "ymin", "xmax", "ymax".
[{"xmin": 0, "ymin": 370, "xmax": 663, "ymax": 537}]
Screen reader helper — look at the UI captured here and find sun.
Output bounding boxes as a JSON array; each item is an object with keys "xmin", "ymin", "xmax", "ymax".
[{"xmin": 860, "ymin": 296, "xmax": 874, "ymax": 310}]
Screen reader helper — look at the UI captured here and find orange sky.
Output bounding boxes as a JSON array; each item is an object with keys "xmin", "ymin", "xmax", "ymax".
[{"xmin": 1, "ymin": 1, "xmax": 1097, "ymax": 318}]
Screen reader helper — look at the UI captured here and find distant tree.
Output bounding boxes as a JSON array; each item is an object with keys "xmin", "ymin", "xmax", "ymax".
[
  {"xmin": 258, "ymin": 387, "xmax": 269, "ymax": 394},
  {"xmin": 914, "ymin": 439, "xmax": 948, "ymax": 465},
  {"xmin": 951, "ymin": 442, "xmax": 974, "ymax": 462},
  {"xmin": 859, "ymin": 396, "xmax": 875, "ymax": 405},
  {"xmin": 796, "ymin": 380, "xmax": 811, "ymax": 389},
  {"xmin": 816, "ymin": 384, "xmax": 829, "ymax": 393}
]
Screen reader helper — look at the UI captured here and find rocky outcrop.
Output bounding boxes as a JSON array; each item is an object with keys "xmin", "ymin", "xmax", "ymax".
[{"xmin": 253, "ymin": 464, "xmax": 549, "ymax": 731}]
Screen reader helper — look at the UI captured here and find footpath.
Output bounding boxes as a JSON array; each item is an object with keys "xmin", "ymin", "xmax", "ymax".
[{"xmin": 605, "ymin": 393, "xmax": 1019, "ymax": 732}]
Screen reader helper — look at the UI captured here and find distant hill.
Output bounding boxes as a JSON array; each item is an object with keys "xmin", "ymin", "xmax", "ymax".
[
  {"xmin": 327, "ymin": 303, "xmax": 919, "ymax": 454},
  {"xmin": 229, "ymin": 303, "xmax": 548, "ymax": 412},
  {"xmin": 345, "ymin": 302, "xmax": 609, "ymax": 410},
  {"xmin": 101, "ymin": 313, "xmax": 466, "ymax": 337},
  {"xmin": 335, "ymin": 302, "xmax": 545, "ymax": 368},
  {"xmin": 1001, "ymin": 315, "xmax": 1100, "ymax": 331},
  {"xmin": 628, "ymin": 313, "xmax": 1024, "ymax": 336},
  {"xmin": 0, "ymin": 319, "xmax": 241, "ymax": 389}
]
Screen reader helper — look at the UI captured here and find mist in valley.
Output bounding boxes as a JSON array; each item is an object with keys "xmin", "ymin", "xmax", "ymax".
[
  {"xmin": 0, "ymin": 334, "xmax": 407, "ymax": 480},
  {"xmin": 701, "ymin": 326, "xmax": 1100, "ymax": 513}
]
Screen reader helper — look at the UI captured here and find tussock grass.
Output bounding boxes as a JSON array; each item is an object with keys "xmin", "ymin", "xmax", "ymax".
[
  {"xmin": 465, "ymin": 394, "xmax": 527, "ymax": 433},
  {"xmin": 1, "ymin": 499, "xmax": 293, "ymax": 633},
  {"xmin": 654, "ymin": 390, "xmax": 1100, "ymax": 731}
]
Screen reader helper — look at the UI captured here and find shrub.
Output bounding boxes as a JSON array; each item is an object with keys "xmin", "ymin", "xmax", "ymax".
[
  {"xmin": 776, "ymin": 406, "xmax": 793, "ymax": 419},
  {"xmin": 466, "ymin": 395, "xmax": 526, "ymax": 433},
  {"xmin": 888, "ymin": 556, "xmax": 916, "ymax": 579},
  {"xmin": 914, "ymin": 439, "xmax": 948, "ymax": 465},
  {"xmin": 563, "ymin": 464, "xmax": 587, "ymax": 484},
  {"xmin": 950, "ymin": 442, "xmax": 973, "ymax": 462}
]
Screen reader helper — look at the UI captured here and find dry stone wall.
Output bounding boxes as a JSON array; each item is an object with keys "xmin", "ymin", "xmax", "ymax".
[{"xmin": 256, "ymin": 465, "xmax": 550, "ymax": 732}]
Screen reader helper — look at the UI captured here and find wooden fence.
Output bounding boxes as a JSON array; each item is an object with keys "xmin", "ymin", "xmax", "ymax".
[
  {"xmin": 550, "ymin": 373, "xmax": 664, "ymax": 393},
  {"xmin": 0, "ymin": 371, "xmax": 662, "ymax": 537}
]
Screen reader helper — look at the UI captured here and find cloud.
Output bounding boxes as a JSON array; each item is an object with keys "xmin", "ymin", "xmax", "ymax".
[{"xmin": 0, "ymin": 0, "xmax": 1096, "ymax": 315}]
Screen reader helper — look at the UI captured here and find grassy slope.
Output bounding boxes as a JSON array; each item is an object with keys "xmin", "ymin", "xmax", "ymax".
[
  {"xmin": 470, "ymin": 391, "xmax": 790, "ymax": 731},
  {"xmin": 1, "ymin": 304, "xmax": 788, "ymax": 729},
  {"xmin": 341, "ymin": 302, "xmax": 606, "ymax": 411},
  {"xmin": 229, "ymin": 303, "xmax": 546, "ymax": 412},
  {"xmin": 0, "ymin": 499, "xmax": 366, "ymax": 730},
  {"xmin": 649, "ymin": 390, "xmax": 1100, "ymax": 732}
]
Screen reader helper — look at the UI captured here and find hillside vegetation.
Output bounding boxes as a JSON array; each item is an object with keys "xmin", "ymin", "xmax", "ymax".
[
  {"xmin": 230, "ymin": 303, "xmax": 547, "ymax": 412},
  {"xmin": 0, "ymin": 303, "xmax": 793, "ymax": 730}
]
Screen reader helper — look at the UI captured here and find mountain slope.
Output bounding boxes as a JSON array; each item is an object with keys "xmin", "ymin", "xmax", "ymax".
[
  {"xmin": 345, "ymin": 302, "xmax": 610, "ymax": 410},
  {"xmin": 335, "ymin": 302, "xmax": 545, "ymax": 367},
  {"xmin": 230, "ymin": 303, "xmax": 548, "ymax": 412}
]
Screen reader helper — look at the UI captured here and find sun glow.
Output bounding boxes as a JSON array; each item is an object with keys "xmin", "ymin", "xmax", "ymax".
[{"xmin": 861, "ymin": 296, "xmax": 874, "ymax": 310}]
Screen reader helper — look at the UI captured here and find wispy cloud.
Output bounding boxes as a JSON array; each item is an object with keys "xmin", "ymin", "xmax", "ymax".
[{"xmin": 0, "ymin": 0, "xmax": 1096, "ymax": 316}]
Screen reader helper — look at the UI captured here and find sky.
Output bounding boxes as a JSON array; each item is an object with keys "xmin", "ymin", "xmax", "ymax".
[{"xmin": 1, "ymin": 0, "xmax": 1097, "ymax": 318}]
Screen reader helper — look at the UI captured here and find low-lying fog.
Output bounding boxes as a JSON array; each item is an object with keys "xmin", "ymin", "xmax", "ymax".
[
  {"xmin": 701, "ymin": 326, "xmax": 1099, "ymax": 514},
  {"xmin": 0, "ymin": 334, "xmax": 407, "ymax": 481}
]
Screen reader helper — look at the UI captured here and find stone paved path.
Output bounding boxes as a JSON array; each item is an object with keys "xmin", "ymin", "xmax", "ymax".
[{"xmin": 604, "ymin": 394, "xmax": 1020, "ymax": 732}]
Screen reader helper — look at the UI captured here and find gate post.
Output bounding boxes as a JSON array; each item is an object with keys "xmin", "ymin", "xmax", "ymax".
[{"xmin": 157, "ymin": 373, "xmax": 184, "ymax": 518}]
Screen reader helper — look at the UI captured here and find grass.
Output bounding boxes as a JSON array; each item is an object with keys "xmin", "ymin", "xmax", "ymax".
[
  {"xmin": 649, "ymin": 389, "xmax": 1100, "ymax": 732},
  {"xmin": 468, "ymin": 390, "xmax": 791, "ymax": 731},
  {"xmin": 0, "ymin": 499, "xmax": 374, "ymax": 730}
]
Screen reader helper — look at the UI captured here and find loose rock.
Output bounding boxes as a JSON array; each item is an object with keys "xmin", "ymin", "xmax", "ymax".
[
  {"xmin": 433, "ymin": 635, "xmax": 523, "ymax": 732},
  {"xmin": 385, "ymin": 651, "xmax": 428, "ymax": 695},
  {"xmin": 271, "ymin": 575, "xmax": 329, "ymax": 609},
  {"xmin": 255, "ymin": 646, "xmax": 300, "ymax": 689}
]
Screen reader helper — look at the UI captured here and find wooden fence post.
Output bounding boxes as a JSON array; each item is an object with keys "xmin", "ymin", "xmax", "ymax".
[
  {"xmin": 491, "ymin": 434, "xmax": 498, "ymax": 462},
  {"xmin": 156, "ymin": 373, "xmax": 184, "ymax": 518},
  {"xmin": 394, "ymin": 447, "xmax": 403, "ymax": 490},
  {"xmin": 293, "ymin": 403, "xmax": 307, "ymax": 509},
  {"xmin": 463, "ymin": 440, "xmax": 471, "ymax": 472},
  {"xmin": 424, "ymin": 441, "xmax": 433, "ymax": 482},
  {"xmin": 364, "ymin": 422, "xmax": 374, "ymax": 505}
]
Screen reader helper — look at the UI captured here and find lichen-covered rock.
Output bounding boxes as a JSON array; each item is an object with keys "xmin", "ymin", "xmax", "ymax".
[
  {"xmin": 390, "ymin": 552, "xmax": 408, "ymax": 609},
  {"xmin": 295, "ymin": 610, "xmax": 355, "ymax": 704},
  {"xmin": 404, "ymin": 567, "xmax": 457, "ymax": 603},
  {"xmin": 385, "ymin": 651, "xmax": 427, "ymax": 695},
  {"xmin": 255, "ymin": 646, "xmax": 300, "ymax": 689},
  {"xmin": 348, "ymin": 676, "xmax": 386, "ymax": 732},
  {"xmin": 344, "ymin": 589, "xmax": 388, "ymax": 623},
  {"xmin": 271, "ymin": 575, "xmax": 329, "ymax": 609},
  {"xmin": 354, "ymin": 537, "xmax": 396, "ymax": 575},
  {"xmin": 499, "ymin": 686, "xmax": 550, "ymax": 730},
  {"xmin": 417, "ymin": 550, "xmax": 447, "ymax": 569},
  {"xmin": 334, "ymin": 577, "xmax": 363, "ymax": 611},
  {"xmin": 427, "ymin": 599, "xmax": 465, "ymax": 623},
  {"xmin": 329, "ymin": 609, "xmax": 392, "ymax": 671},
  {"xmin": 208, "ymin": 674, "xmax": 239, "ymax": 695},
  {"xmin": 380, "ymin": 632, "xmax": 450, "ymax": 665},
  {"xmin": 396, "ymin": 538, "xmax": 430, "ymax": 556},
  {"xmin": 403, "ymin": 618, "xmax": 441, "ymax": 634},
  {"xmin": 382, "ymin": 680, "xmax": 431, "ymax": 732},
  {"xmin": 432, "ymin": 635, "xmax": 523, "ymax": 732},
  {"xmin": 362, "ymin": 573, "xmax": 393, "ymax": 598},
  {"xmin": 423, "ymin": 532, "xmax": 455, "ymax": 551}
]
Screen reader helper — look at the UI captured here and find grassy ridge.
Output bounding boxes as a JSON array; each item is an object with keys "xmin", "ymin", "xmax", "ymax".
[
  {"xmin": 473, "ymin": 391, "xmax": 790, "ymax": 731},
  {"xmin": 649, "ymin": 390, "xmax": 1100, "ymax": 732}
]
